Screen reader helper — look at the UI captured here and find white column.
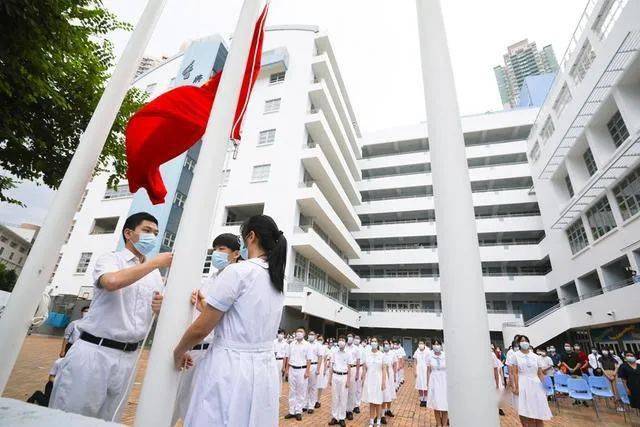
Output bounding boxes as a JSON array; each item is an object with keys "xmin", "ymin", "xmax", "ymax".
[
  {"xmin": 0, "ymin": 0, "xmax": 167, "ymax": 392},
  {"xmin": 415, "ymin": 1, "xmax": 499, "ymax": 426},
  {"xmin": 134, "ymin": 1, "xmax": 262, "ymax": 425}
]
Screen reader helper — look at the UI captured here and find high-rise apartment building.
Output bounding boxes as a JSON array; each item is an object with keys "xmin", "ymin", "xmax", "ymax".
[{"xmin": 494, "ymin": 39, "xmax": 559, "ymax": 109}]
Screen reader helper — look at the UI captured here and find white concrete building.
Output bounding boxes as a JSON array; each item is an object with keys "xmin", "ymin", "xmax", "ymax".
[
  {"xmin": 504, "ymin": 0, "xmax": 640, "ymax": 354},
  {"xmin": 0, "ymin": 223, "xmax": 38, "ymax": 275}
]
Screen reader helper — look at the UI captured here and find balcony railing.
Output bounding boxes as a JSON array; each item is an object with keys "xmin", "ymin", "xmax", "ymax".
[
  {"xmin": 296, "ymin": 224, "xmax": 349, "ymax": 263},
  {"xmin": 360, "ymin": 218, "xmax": 434, "ymax": 226},
  {"xmin": 287, "ymin": 278, "xmax": 349, "ymax": 305}
]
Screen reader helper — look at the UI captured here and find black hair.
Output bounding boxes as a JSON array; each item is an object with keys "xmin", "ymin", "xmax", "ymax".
[
  {"xmin": 338, "ymin": 335, "xmax": 346, "ymax": 341},
  {"xmin": 518, "ymin": 335, "xmax": 530, "ymax": 343},
  {"xmin": 80, "ymin": 306, "xmax": 89, "ymax": 312},
  {"xmin": 240, "ymin": 215, "xmax": 287, "ymax": 292},
  {"xmin": 432, "ymin": 339, "xmax": 442, "ymax": 345},
  {"xmin": 122, "ymin": 212, "xmax": 158, "ymax": 240},
  {"xmin": 212, "ymin": 233, "xmax": 240, "ymax": 251},
  {"xmin": 277, "ymin": 328, "xmax": 284, "ymax": 334}
]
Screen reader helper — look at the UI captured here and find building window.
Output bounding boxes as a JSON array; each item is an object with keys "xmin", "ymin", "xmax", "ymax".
[
  {"xmin": 8, "ymin": 252, "xmax": 14, "ymax": 261},
  {"xmin": 163, "ymin": 231, "xmax": 176, "ymax": 249},
  {"xmin": 104, "ymin": 184, "xmax": 132, "ymax": 200},
  {"xmin": 586, "ymin": 196, "xmax": 616, "ymax": 240},
  {"xmin": 264, "ymin": 98, "xmax": 281, "ymax": 114},
  {"xmin": 613, "ymin": 165, "xmax": 640, "ymax": 221},
  {"xmin": 269, "ymin": 71, "xmax": 286, "ymax": 84},
  {"xmin": 552, "ymin": 84, "xmax": 573, "ymax": 116},
  {"xmin": 174, "ymin": 191, "xmax": 187, "ymax": 208},
  {"xmin": 258, "ymin": 129, "xmax": 276, "ymax": 146},
  {"xmin": 221, "ymin": 169, "xmax": 230, "ymax": 186},
  {"xmin": 539, "ymin": 116, "xmax": 555, "ymax": 142},
  {"xmin": 203, "ymin": 248, "xmax": 213, "ymax": 274},
  {"xmin": 184, "ymin": 156, "xmax": 196, "ymax": 172},
  {"xmin": 564, "ymin": 174, "xmax": 574, "ymax": 198},
  {"xmin": 569, "ymin": 40, "xmax": 596, "ymax": 84},
  {"xmin": 529, "ymin": 141, "xmax": 541, "ymax": 162},
  {"xmin": 294, "ymin": 252, "xmax": 308, "ymax": 281},
  {"xmin": 607, "ymin": 110, "xmax": 629, "ymax": 148},
  {"xmin": 0, "ymin": 247, "xmax": 4, "ymax": 256},
  {"xmin": 566, "ymin": 219, "xmax": 589, "ymax": 254},
  {"xmin": 583, "ymin": 148, "xmax": 597, "ymax": 176},
  {"xmin": 66, "ymin": 220, "xmax": 76, "ymax": 243},
  {"xmin": 90, "ymin": 217, "xmax": 119, "ymax": 235},
  {"xmin": 76, "ymin": 252, "xmax": 92, "ymax": 274},
  {"xmin": 18, "ymin": 256, "xmax": 23, "ymax": 264},
  {"xmin": 251, "ymin": 164, "xmax": 271, "ymax": 182}
]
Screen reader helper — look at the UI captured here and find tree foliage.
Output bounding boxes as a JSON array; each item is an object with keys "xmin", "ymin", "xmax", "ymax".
[
  {"xmin": 0, "ymin": 263, "xmax": 18, "ymax": 293},
  {"xmin": 0, "ymin": 0, "xmax": 146, "ymax": 205}
]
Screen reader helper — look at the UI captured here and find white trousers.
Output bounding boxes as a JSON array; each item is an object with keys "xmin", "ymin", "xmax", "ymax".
[
  {"xmin": 172, "ymin": 348, "xmax": 208, "ymax": 425},
  {"xmin": 276, "ymin": 359, "xmax": 284, "ymax": 386},
  {"xmin": 306, "ymin": 364, "xmax": 318, "ymax": 409},
  {"xmin": 347, "ymin": 366, "xmax": 358, "ymax": 411},
  {"xmin": 288, "ymin": 367, "xmax": 308, "ymax": 415},
  {"xmin": 355, "ymin": 366, "xmax": 363, "ymax": 406},
  {"xmin": 49, "ymin": 339, "xmax": 138, "ymax": 421},
  {"xmin": 331, "ymin": 373, "xmax": 348, "ymax": 421}
]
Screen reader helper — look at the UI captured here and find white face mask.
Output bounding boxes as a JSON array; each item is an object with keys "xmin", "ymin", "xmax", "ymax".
[
  {"xmin": 308, "ymin": 335, "xmax": 316, "ymax": 343},
  {"xmin": 295, "ymin": 332, "xmax": 304, "ymax": 341},
  {"xmin": 277, "ymin": 333, "xmax": 284, "ymax": 341},
  {"xmin": 602, "ymin": 350, "xmax": 609, "ymax": 356},
  {"xmin": 371, "ymin": 341, "xmax": 379, "ymax": 350},
  {"xmin": 591, "ymin": 350, "xmax": 597, "ymax": 354},
  {"xmin": 354, "ymin": 338, "xmax": 361, "ymax": 345},
  {"xmin": 519, "ymin": 342, "xmax": 530, "ymax": 351},
  {"xmin": 419, "ymin": 344, "xmax": 425, "ymax": 350},
  {"xmin": 338, "ymin": 341, "xmax": 346, "ymax": 349},
  {"xmin": 626, "ymin": 356, "xmax": 637, "ymax": 364},
  {"xmin": 347, "ymin": 336, "xmax": 353, "ymax": 344},
  {"xmin": 433, "ymin": 345, "xmax": 442, "ymax": 353}
]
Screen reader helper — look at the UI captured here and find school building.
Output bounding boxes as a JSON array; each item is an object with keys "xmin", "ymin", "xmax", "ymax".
[{"xmin": 47, "ymin": 0, "xmax": 640, "ymax": 356}]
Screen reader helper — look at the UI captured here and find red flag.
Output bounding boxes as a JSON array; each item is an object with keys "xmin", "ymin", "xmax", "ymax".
[{"xmin": 125, "ymin": 4, "xmax": 269, "ymax": 204}]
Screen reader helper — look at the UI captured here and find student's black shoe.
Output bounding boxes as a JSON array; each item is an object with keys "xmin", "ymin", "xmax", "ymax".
[
  {"xmin": 353, "ymin": 406, "xmax": 360, "ymax": 414},
  {"xmin": 328, "ymin": 418, "xmax": 339, "ymax": 425},
  {"xmin": 346, "ymin": 411, "xmax": 353, "ymax": 420},
  {"xmin": 380, "ymin": 416, "xmax": 387, "ymax": 424},
  {"xmin": 302, "ymin": 408, "xmax": 308, "ymax": 413},
  {"xmin": 315, "ymin": 402, "xmax": 321, "ymax": 409},
  {"xmin": 572, "ymin": 400, "xmax": 579, "ymax": 405},
  {"xmin": 307, "ymin": 409, "xmax": 314, "ymax": 414},
  {"xmin": 582, "ymin": 401, "xmax": 589, "ymax": 407},
  {"xmin": 499, "ymin": 409, "xmax": 505, "ymax": 416},
  {"xmin": 386, "ymin": 410, "xmax": 395, "ymax": 417},
  {"xmin": 338, "ymin": 421, "xmax": 346, "ymax": 427},
  {"xmin": 420, "ymin": 401, "xmax": 427, "ymax": 407},
  {"xmin": 284, "ymin": 413, "xmax": 296, "ymax": 419},
  {"xmin": 296, "ymin": 414, "xmax": 303, "ymax": 421}
]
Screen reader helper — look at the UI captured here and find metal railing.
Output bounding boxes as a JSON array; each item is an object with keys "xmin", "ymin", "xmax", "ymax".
[
  {"xmin": 362, "ymin": 193, "xmax": 433, "ymax": 202},
  {"xmin": 361, "ymin": 218, "xmax": 434, "ymax": 226},
  {"xmin": 604, "ymin": 276, "xmax": 637, "ymax": 292}
]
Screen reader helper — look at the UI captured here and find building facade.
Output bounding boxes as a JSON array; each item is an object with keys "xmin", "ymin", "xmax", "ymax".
[
  {"xmin": 0, "ymin": 223, "xmax": 38, "ymax": 275},
  {"xmin": 505, "ymin": 0, "xmax": 640, "ymax": 355},
  {"xmin": 494, "ymin": 39, "xmax": 559, "ymax": 109}
]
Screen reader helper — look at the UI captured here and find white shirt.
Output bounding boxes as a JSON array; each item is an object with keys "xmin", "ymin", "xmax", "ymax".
[
  {"xmin": 332, "ymin": 349, "xmax": 350, "ymax": 373},
  {"xmin": 63, "ymin": 319, "xmax": 81, "ymax": 344},
  {"xmin": 506, "ymin": 348, "xmax": 518, "ymax": 366},
  {"xmin": 204, "ymin": 258, "xmax": 284, "ymax": 346},
  {"xmin": 288, "ymin": 340, "xmax": 312, "ymax": 367},
  {"xmin": 193, "ymin": 277, "xmax": 217, "ymax": 344},
  {"xmin": 274, "ymin": 338, "xmax": 289, "ymax": 359},
  {"xmin": 588, "ymin": 353, "xmax": 601, "ymax": 369},
  {"xmin": 49, "ymin": 358, "xmax": 65, "ymax": 377},
  {"xmin": 307, "ymin": 340, "xmax": 323, "ymax": 363},
  {"xmin": 398, "ymin": 346, "xmax": 407, "ymax": 358},
  {"xmin": 76, "ymin": 249, "xmax": 163, "ymax": 342},
  {"xmin": 346, "ymin": 344, "xmax": 361, "ymax": 366},
  {"xmin": 539, "ymin": 355, "xmax": 554, "ymax": 375}
]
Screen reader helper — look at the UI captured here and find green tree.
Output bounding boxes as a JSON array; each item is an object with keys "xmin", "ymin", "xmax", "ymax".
[
  {"xmin": 0, "ymin": 263, "xmax": 18, "ymax": 293},
  {"xmin": 0, "ymin": 0, "xmax": 147, "ymax": 205}
]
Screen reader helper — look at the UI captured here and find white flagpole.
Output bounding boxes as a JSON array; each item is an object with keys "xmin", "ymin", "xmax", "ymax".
[
  {"xmin": 415, "ymin": 1, "xmax": 499, "ymax": 426},
  {"xmin": 0, "ymin": 0, "xmax": 167, "ymax": 392},
  {"xmin": 134, "ymin": 1, "xmax": 262, "ymax": 425}
]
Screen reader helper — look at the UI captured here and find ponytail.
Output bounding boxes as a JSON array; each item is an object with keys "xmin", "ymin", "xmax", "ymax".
[{"xmin": 241, "ymin": 214, "xmax": 287, "ymax": 292}]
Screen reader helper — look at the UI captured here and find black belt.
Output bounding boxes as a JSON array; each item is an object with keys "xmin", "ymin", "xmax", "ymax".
[
  {"xmin": 276, "ymin": 357, "xmax": 284, "ymax": 360},
  {"xmin": 290, "ymin": 365, "xmax": 306, "ymax": 369},
  {"xmin": 349, "ymin": 364, "xmax": 357, "ymax": 368},
  {"xmin": 310, "ymin": 362, "xmax": 318, "ymax": 365},
  {"xmin": 80, "ymin": 332, "xmax": 140, "ymax": 352},
  {"xmin": 192, "ymin": 343, "xmax": 210, "ymax": 351},
  {"xmin": 333, "ymin": 371, "xmax": 347, "ymax": 375}
]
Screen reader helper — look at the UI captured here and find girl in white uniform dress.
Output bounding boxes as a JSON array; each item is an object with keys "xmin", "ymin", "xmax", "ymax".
[
  {"xmin": 413, "ymin": 341, "xmax": 430, "ymax": 406},
  {"xmin": 173, "ymin": 215, "xmax": 286, "ymax": 427},
  {"xmin": 511, "ymin": 335, "xmax": 552, "ymax": 426},
  {"xmin": 361, "ymin": 338, "xmax": 387, "ymax": 425},
  {"xmin": 427, "ymin": 340, "xmax": 448, "ymax": 427},
  {"xmin": 381, "ymin": 341, "xmax": 397, "ymax": 422}
]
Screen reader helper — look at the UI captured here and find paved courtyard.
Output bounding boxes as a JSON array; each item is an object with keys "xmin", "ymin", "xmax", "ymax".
[{"xmin": 3, "ymin": 335, "xmax": 639, "ymax": 426}]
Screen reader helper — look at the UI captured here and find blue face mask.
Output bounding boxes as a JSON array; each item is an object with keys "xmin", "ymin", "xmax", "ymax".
[
  {"xmin": 132, "ymin": 233, "xmax": 156, "ymax": 255},
  {"xmin": 212, "ymin": 251, "xmax": 230, "ymax": 270},
  {"xmin": 239, "ymin": 237, "xmax": 249, "ymax": 260}
]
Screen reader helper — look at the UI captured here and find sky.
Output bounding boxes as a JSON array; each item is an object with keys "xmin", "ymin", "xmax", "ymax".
[{"xmin": 0, "ymin": 0, "xmax": 587, "ymax": 225}]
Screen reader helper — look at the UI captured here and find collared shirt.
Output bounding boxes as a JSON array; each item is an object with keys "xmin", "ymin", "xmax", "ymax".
[
  {"xmin": 288, "ymin": 340, "xmax": 313, "ymax": 366},
  {"xmin": 49, "ymin": 358, "xmax": 65, "ymax": 377},
  {"xmin": 346, "ymin": 344, "xmax": 361, "ymax": 365},
  {"xmin": 332, "ymin": 349, "xmax": 350, "ymax": 372},
  {"xmin": 63, "ymin": 319, "xmax": 81, "ymax": 344},
  {"xmin": 274, "ymin": 338, "xmax": 289, "ymax": 358},
  {"xmin": 76, "ymin": 249, "xmax": 163, "ymax": 343},
  {"xmin": 506, "ymin": 348, "xmax": 518, "ymax": 366},
  {"xmin": 588, "ymin": 353, "xmax": 601, "ymax": 369},
  {"xmin": 307, "ymin": 341, "xmax": 323, "ymax": 363}
]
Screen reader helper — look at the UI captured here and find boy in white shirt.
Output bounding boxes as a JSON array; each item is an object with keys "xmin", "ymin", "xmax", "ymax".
[
  {"xmin": 284, "ymin": 327, "xmax": 313, "ymax": 421},
  {"xmin": 328, "ymin": 336, "xmax": 351, "ymax": 427}
]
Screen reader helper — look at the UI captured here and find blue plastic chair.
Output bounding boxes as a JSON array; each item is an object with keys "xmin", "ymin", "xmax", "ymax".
[
  {"xmin": 588, "ymin": 376, "xmax": 614, "ymax": 399},
  {"xmin": 568, "ymin": 377, "xmax": 599, "ymax": 418},
  {"xmin": 543, "ymin": 375, "xmax": 559, "ymax": 412},
  {"xmin": 554, "ymin": 372, "xmax": 570, "ymax": 395},
  {"xmin": 616, "ymin": 380, "xmax": 631, "ymax": 422}
]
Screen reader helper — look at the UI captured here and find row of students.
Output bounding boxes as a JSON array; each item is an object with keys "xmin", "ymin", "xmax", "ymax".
[{"xmin": 46, "ymin": 212, "xmax": 288, "ymax": 427}]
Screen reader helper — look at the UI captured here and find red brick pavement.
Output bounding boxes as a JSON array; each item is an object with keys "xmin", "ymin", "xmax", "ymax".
[{"xmin": 4, "ymin": 335, "xmax": 639, "ymax": 426}]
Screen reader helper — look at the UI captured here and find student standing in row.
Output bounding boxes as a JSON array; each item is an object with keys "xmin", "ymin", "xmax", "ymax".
[
  {"xmin": 413, "ymin": 340, "xmax": 430, "ymax": 407},
  {"xmin": 305, "ymin": 330, "xmax": 324, "ymax": 413},
  {"xmin": 599, "ymin": 347, "xmax": 624, "ymax": 411},
  {"xmin": 511, "ymin": 336, "xmax": 552, "ymax": 426},
  {"xmin": 427, "ymin": 340, "xmax": 448, "ymax": 427},
  {"xmin": 275, "ymin": 328, "xmax": 289, "ymax": 388},
  {"xmin": 328, "ymin": 336, "xmax": 350, "ymax": 427},
  {"xmin": 174, "ymin": 215, "xmax": 286, "ymax": 427},
  {"xmin": 618, "ymin": 351, "xmax": 640, "ymax": 412},
  {"xmin": 361, "ymin": 337, "xmax": 386, "ymax": 426},
  {"xmin": 172, "ymin": 233, "xmax": 240, "ymax": 426},
  {"xmin": 345, "ymin": 333, "xmax": 361, "ymax": 420},
  {"xmin": 314, "ymin": 335, "xmax": 328, "ymax": 407},
  {"xmin": 284, "ymin": 327, "xmax": 312, "ymax": 421},
  {"xmin": 50, "ymin": 212, "xmax": 170, "ymax": 421},
  {"xmin": 381, "ymin": 340, "xmax": 397, "ymax": 422},
  {"xmin": 353, "ymin": 335, "xmax": 364, "ymax": 414},
  {"xmin": 59, "ymin": 306, "xmax": 88, "ymax": 357}
]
